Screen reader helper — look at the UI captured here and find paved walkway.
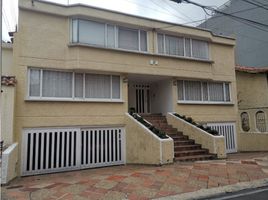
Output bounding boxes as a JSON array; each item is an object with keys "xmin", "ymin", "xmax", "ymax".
[{"xmin": 1, "ymin": 153, "xmax": 268, "ymax": 200}]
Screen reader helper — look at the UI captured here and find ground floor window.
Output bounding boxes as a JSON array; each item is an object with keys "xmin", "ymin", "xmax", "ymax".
[
  {"xmin": 256, "ymin": 111, "xmax": 266, "ymax": 132},
  {"xmin": 177, "ymin": 80, "xmax": 231, "ymax": 103},
  {"xmin": 28, "ymin": 68, "xmax": 121, "ymax": 101}
]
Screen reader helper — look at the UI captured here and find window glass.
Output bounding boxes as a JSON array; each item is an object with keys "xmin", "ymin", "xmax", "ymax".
[
  {"xmin": 225, "ymin": 83, "xmax": 230, "ymax": 101},
  {"xmin": 118, "ymin": 27, "xmax": 139, "ymax": 50},
  {"xmin": 177, "ymin": 80, "xmax": 184, "ymax": 100},
  {"xmin": 202, "ymin": 82, "xmax": 208, "ymax": 101},
  {"xmin": 85, "ymin": 74, "xmax": 111, "ymax": 99},
  {"xmin": 165, "ymin": 35, "xmax": 184, "ymax": 56},
  {"xmin": 209, "ymin": 82, "xmax": 224, "ymax": 101},
  {"xmin": 75, "ymin": 73, "xmax": 83, "ymax": 98},
  {"xmin": 29, "ymin": 69, "xmax": 40, "ymax": 97},
  {"xmin": 112, "ymin": 75, "xmax": 120, "ymax": 99},
  {"xmin": 185, "ymin": 38, "xmax": 191, "ymax": 57},
  {"xmin": 157, "ymin": 34, "xmax": 164, "ymax": 54},
  {"xmin": 140, "ymin": 30, "xmax": 147, "ymax": 52},
  {"xmin": 256, "ymin": 111, "xmax": 266, "ymax": 132},
  {"xmin": 184, "ymin": 81, "xmax": 201, "ymax": 101},
  {"xmin": 78, "ymin": 19, "xmax": 105, "ymax": 46},
  {"xmin": 192, "ymin": 39, "xmax": 209, "ymax": 59},
  {"xmin": 107, "ymin": 25, "xmax": 115, "ymax": 48},
  {"xmin": 42, "ymin": 70, "xmax": 72, "ymax": 98},
  {"xmin": 72, "ymin": 19, "xmax": 78, "ymax": 43},
  {"xmin": 241, "ymin": 112, "xmax": 250, "ymax": 132}
]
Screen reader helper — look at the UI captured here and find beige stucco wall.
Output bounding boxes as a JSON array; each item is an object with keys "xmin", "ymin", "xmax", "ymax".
[
  {"xmin": 125, "ymin": 114, "xmax": 174, "ymax": 165},
  {"xmin": 167, "ymin": 113, "xmax": 226, "ymax": 158},
  {"xmin": 236, "ymin": 71, "xmax": 268, "ymax": 109},
  {"xmin": 236, "ymin": 71, "xmax": 268, "ymax": 151},
  {"xmin": 2, "ymin": 43, "xmax": 14, "ymax": 75},
  {"xmin": 1, "ymin": 86, "xmax": 16, "ymax": 145}
]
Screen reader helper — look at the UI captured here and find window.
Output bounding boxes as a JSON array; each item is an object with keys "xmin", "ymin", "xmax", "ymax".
[
  {"xmin": 157, "ymin": 33, "xmax": 209, "ymax": 60},
  {"xmin": 241, "ymin": 112, "xmax": 250, "ymax": 132},
  {"xmin": 72, "ymin": 19, "xmax": 147, "ymax": 52},
  {"xmin": 177, "ymin": 80, "xmax": 231, "ymax": 103},
  {"xmin": 256, "ymin": 111, "xmax": 266, "ymax": 132},
  {"xmin": 28, "ymin": 68, "xmax": 121, "ymax": 101}
]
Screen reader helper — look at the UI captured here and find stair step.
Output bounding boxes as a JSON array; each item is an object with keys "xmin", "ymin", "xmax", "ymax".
[
  {"xmin": 174, "ymin": 154, "xmax": 216, "ymax": 162},
  {"xmin": 175, "ymin": 149, "xmax": 208, "ymax": 157},
  {"xmin": 174, "ymin": 140, "xmax": 195, "ymax": 145},
  {"xmin": 171, "ymin": 135, "xmax": 189, "ymax": 140},
  {"xmin": 174, "ymin": 144, "xmax": 201, "ymax": 151}
]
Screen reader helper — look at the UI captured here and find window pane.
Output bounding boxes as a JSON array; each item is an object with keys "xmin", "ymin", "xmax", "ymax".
[
  {"xmin": 177, "ymin": 80, "xmax": 184, "ymax": 100},
  {"xmin": 225, "ymin": 83, "xmax": 230, "ymax": 101},
  {"xmin": 157, "ymin": 34, "xmax": 164, "ymax": 54},
  {"xmin": 112, "ymin": 75, "xmax": 120, "ymax": 99},
  {"xmin": 184, "ymin": 81, "xmax": 201, "ymax": 101},
  {"xmin": 209, "ymin": 82, "xmax": 224, "ymax": 101},
  {"xmin": 29, "ymin": 69, "xmax": 40, "ymax": 97},
  {"xmin": 256, "ymin": 111, "xmax": 266, "ymax": 132},
  {"xmin": 42, "ymin": 70, "xmax": 72, "ymax": 98},
  {"xmin": 241, "ymin": 112, "xmax": 250, "ymax": 132},
  {"xmin": 140, "ymin": 30, "xmax": 147, "ymax": 51},
  {"xmin": 75, "ymin": 73, "xmax": 83, "ymax": 98},
  {"xmin": 192, "ymin": 39, "xmax": 209, "ymax": 59},
  {"xmin": 185, "ymin": 38, "xmax": 191, "ymax": 57},
  {"xmin": 202, "ymin": 82, "xmax": 208, "ymax": 101},
  {"xmin": 85, "ymin": 74, "xmax": 111, "ymax": 98},
  {"xmin": 165, "ymin": 35, "xmax": 184, "ymax": 56},
  {"xmin": 118, "ymin": 27, "xmax": 139, "ymax": 50},
  {"xmin": 72, "ymin": 19, "xmax": 78, "ymax": 43},
  {"xmin": 107, "ymin": 25, "xmax": 115, "ymax": 48},
  {"xmin": 78, "ymin": 19, "xmax": 105, "ymax": 46}
]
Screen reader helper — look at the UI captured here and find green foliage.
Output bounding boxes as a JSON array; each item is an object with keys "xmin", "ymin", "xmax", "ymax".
[
  {"xmin": 173, "ymin": 113, "xmax": 220, "ymax": 136},
  {"xmin": 130, "ymin": 112, "xmax": 168, "ymax": 139}
]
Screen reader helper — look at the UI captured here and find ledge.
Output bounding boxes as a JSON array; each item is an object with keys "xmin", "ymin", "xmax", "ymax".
[
  {"xmin": 177, "ymin": 101, "xmax": 234, "ymax": 105},
  {"xmin": 25, "ymin": 98, "xmax": 124, "ymax": 103},
  {"xmin": 68, "ymin": 43, "xmax": 214, "ymax": 63}
]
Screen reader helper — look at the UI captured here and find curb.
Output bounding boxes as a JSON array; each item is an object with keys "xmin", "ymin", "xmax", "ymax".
[{"xmin": 153, "ymin": 178, "xmax": 268, "ymax": 200}]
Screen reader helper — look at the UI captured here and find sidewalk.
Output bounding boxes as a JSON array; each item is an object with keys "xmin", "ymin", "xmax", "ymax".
[{"xmin": 1, "ymin": 152, "xmax": 268, "ymax": 200}]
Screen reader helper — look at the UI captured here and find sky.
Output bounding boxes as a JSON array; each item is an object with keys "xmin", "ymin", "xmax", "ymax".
[{"xmin": 2, "ymin": 0, "xmax": 230, "ymax": 42}]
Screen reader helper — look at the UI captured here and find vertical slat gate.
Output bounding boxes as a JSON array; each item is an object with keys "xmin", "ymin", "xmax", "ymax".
[{"xmin": 207, "ymin": 123, "xmax": 237, "ymax": 153}]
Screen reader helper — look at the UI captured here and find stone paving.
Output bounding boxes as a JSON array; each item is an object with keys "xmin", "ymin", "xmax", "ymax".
[{"xmin": 1, "ymin": 153, "xmax": 268, "ymax": 200}]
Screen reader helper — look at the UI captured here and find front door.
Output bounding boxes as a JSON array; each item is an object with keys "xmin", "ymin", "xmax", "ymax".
[{"xmin": 129, "ymin": 84, "xmax": 151, "ymax": 114}]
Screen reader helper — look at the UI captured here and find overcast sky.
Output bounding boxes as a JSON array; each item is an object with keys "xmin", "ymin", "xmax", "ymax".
[{"xmin": 2, "ymin": 0, "xmax": 230, "ymax": 41}]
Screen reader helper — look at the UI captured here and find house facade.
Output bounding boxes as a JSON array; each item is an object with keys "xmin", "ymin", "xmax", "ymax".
[
  {"xmin": 236, "ymin": 66, "xmax": 268, "ymax": 151},
  {"xmin": 9, "ymin": 0, "xmax": 239, "ymax": 176}
]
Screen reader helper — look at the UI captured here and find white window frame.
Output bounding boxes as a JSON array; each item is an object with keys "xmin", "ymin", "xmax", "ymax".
[
  {"xmin": 177, "ymin": 80, "xmax": 232, "ymax": 104},
  {"xmin": 27, "ymin": 68, "xmax": 123, "ymax": 102},
  {"xmin": 157, "ymin": 33, "xmax": 209, "ymax": 60},
  {"xmin": 71, "ymin": 18, "xmax": 148, "ymax": 53}
]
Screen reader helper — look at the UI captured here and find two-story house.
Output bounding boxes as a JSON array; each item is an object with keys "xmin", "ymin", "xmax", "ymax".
[{"xmin": 10, "ymin": 0, "xmax": 238, "ymax": 176}]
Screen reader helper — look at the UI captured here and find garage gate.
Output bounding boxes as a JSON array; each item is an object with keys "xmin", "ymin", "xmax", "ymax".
[
  {"xmin": 206, "ymin": 122, "xmax": 237, "ymax": 153},
  {"xmin": 22, "ymin": 127, "xmax": 125, "ymax": 176}
]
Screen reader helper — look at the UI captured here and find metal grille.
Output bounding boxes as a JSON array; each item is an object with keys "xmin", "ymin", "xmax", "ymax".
[
  {"xmin": 22, "ymin": 127, "xmax": 125, "ymax": 176},
  {"xmin": 207, "ymin": 123, "xmax": 237, "ymax": 153}
]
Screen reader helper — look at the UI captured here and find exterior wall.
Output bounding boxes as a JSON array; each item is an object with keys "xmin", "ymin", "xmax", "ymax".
[
  {"xmin": 13, "ymin": 0, "xmax": 237, "ymax": 173},
  {"xmin": 236, "ymin": 71, "xmax": 268, "ymax": 151},
  {"xmin": 125, "ymin": 114, "xmax": 173, "ymax": 164},
  {"xmin": 167, "ymin": 113, "xmax": 226, "ymax": 158},
  {"xmin": 236, "ymin": 71, "xmax": 268, "ymax": 109},
  {"xmin": 200, "ymin": 0, "xmax": 268, "ymax": 67},
  {"xmin": 2, "ymin": 43, "xmax": 14, "ymax": 75}
]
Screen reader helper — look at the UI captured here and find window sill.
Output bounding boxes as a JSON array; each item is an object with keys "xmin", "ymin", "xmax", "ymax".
[
  {"xmin": 25, "ymin": 98, "xmax": 124, "ymax": 103},
  {"xmin": 68, "ymin": 43, "xmax": 214, "ymax": 63},
  {"xmin": 177, "ymin": 101, "xmax": 234, "ymax": 105}
]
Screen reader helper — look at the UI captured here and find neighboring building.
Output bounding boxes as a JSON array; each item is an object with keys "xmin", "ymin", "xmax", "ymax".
[
  {"xmin": 9, "ymin": 0, "xmax": 240, "ymax": 176},
  {"xmin": 236, "ymin": 66, "xmax": 268, "ymax": 151},
  {"xmin": 199, "ymin": 0, "xmax": 268, "ymax": 67}
]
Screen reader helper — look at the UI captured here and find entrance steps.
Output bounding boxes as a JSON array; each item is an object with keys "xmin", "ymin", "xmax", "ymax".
[{"xmin": 142, "ymin": 114, "xmax": 216, "ymax": 162}]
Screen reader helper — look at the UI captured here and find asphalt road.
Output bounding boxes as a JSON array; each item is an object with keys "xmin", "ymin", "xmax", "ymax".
[{"xmin": 202, "ymin": 186, "xmax": 268, "ymax": 200}]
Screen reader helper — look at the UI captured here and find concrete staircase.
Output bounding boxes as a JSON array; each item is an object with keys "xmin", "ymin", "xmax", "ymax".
[{"xmin": 142, "ymin": 114, "xmax": 216, "ymax": 162}]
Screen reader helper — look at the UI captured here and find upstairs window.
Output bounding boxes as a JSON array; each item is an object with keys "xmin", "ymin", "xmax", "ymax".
[
  {"xmin": 157, "ymin": 33, "xmax": 209, "ymax": 60},
  {"xmin": 177, "ymin": 80, "xmax": 231, "ymax": 103},
  {"xmin": 28, "ymin": 68, "xmax": 121, "ymax": 101},
  {"xmin": 72, "ymin": 19, "xmax": 147, "ymax": 52}
]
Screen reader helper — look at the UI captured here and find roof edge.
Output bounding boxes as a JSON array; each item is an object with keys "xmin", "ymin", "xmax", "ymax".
[{"xmin": 235, "ymin": 65, "xmax": 268, "ymax": 74}]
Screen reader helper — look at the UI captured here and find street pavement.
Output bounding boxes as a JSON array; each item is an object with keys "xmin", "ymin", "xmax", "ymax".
[{"xmin": 1, "ymin": 152, "xmax": 268, "ymax": 200}]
